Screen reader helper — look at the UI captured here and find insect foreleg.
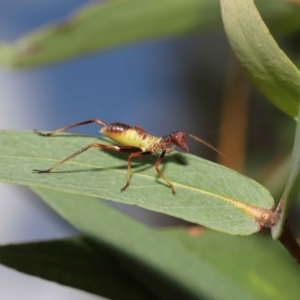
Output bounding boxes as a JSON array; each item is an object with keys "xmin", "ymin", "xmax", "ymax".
[
  {"xmin": 34, "ymin": 118, "xmax": 107, "ymax": 136},
  {"xmin": 121, "ymin": 151, "xmax": 152, "ymax": 192},
  {"xmin": 154, "ymin": 150, "xmax": 175, "ymax": 195},
  {"xmin": 33, "ymin": 144, "xmax": 141, "ymax": 174}
]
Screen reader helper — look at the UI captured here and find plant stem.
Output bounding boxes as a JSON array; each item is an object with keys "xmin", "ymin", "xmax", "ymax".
[{"xmin": 278, "ymin": 220, "xmax": 300, "ymax": 266}]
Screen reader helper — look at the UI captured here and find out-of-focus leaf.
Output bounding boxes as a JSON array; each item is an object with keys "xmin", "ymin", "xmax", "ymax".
[
  {"xmin": 0, "ymin": 130, "xmax": 275, "ymax": 235},
  {"xmin": 0, "ymin": 237, "xmax": 155, "ymax": 300},
  {"xmin": 220, "ymin": 0, "xmax": 300, "ymax": 117},
  {"xmin": 0, "ymin": 188, "xmax": 297, "ymax": 300},
  {"xmin": 0, "ymin": 0, "xmax": 221, "ymax": 68},
  {"xmin": 1, "ymin": 0, "xmax": 300, "ymax": 68},
  {"xmin": 256, "ymin": 0, "xmax": 300, "ymax": 37}
]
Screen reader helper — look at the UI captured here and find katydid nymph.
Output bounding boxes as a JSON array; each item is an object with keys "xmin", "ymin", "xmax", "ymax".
[{"xmin": 33, "ymin": 118, "xmax": 228, "ymax": 195}]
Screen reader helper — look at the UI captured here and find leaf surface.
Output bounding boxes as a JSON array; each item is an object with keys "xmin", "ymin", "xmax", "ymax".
[
  {"xmin": 0, "ymin": 237, "xmax": 155, "ymax": 300},
  {"xmin": 220, "ymin": 0, "xmax": 300, "ymax": 117},
  {"xmin": 0, "ymin": 188, "xmax": 298, "ymax": 300},
  {"xmin": 0, "ymin": 130, "xmax": 274, "ymax": 235}
]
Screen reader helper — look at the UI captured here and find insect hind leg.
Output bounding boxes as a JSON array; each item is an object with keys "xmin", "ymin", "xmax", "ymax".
[
  {"xmin": 34, "ymin": 118, "xmax": 107, "ymax": 136},
  {"xmin": 33, "ymin": 144, "xmax": 141, "ymax": 174}
]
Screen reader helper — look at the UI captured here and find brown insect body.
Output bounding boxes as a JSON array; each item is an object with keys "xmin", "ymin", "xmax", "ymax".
[
  {"xmin": 33, "ymin": 118, "xmax": 224, "ymax": 194},
  {"xmin": 160, "ymin": 131, "xmax": 189, "ymax": 152}
]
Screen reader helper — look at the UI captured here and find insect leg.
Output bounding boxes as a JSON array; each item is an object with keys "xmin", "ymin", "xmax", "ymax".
[
  {"xmin": 154, "ymin": 150, "xmax": 176, "ymax": 195},
  {"xmin": 121, "ymin": 151, "xmax": 152, "ymax": 192},
  {"xmin": 34, "ymin": 118, "xmax": 107, "ymax": 136},
  {"xmin": 33, "ymin": 144, "xmax": 141, "ymax": 173}
]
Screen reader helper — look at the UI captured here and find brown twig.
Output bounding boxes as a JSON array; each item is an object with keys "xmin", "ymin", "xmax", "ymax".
[{"xmin": 278, "ymin": 220, "xmax": 300, "ymax": 266}]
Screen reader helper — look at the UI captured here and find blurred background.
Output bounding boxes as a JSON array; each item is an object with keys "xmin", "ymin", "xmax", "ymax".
[{"xmin": 0, "ymin": 1, "xmax": 297, "ymax": 299}]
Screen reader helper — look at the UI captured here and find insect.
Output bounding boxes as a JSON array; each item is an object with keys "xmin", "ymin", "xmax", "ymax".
[{"xmin": 33, "ymin": 118, "xmax": 227, "ymax": 195}]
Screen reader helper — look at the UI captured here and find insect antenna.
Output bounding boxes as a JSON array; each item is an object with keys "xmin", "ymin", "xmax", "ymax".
[{"xmin": 186, "ymin": 134, "xmax": 243, "ymax": 172}]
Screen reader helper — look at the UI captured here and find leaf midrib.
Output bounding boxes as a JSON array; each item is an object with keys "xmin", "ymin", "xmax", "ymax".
[{"xmin": 1, "ymin": 153, "xmax": 265, "ymax": 214}]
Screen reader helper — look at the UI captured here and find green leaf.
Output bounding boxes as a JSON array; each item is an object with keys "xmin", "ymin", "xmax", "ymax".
[
  {"xmin": 0, "ymin": 0, "xmax": 221, "ymax": 68},
  {"xmin": 220, "ymin": 0, "xmax": 300, "ymax": 117},
  {"xmin": 272, "ymin": 104, "xmax": 300, "ymax": 239},
  {"xmin": 1, "ymin": 188, "xmax": 298, "ymax": 300},
  {"xmin": 255, "ymin": 0, "xmax": 300, "ymax": 37},
  {"xmin": 0, "ymin": 130, "xmax": 274, "ymax": 235},
  {"xmin": 1, "ymin": 0, "xmax": 300, "ymax": 69},
  {"xmin": 0, "ymin": 237, "xmax": 155, "ymax": 300}
]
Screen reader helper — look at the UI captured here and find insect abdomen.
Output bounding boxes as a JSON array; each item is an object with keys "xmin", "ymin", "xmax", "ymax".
[
  {"xmin": 102, "ymin": 122, "xmax": 132, "ymax": 135},
  {"xmin": 100, "ymin": 122, "xmax": 160, "ymax": 151},
  {"xmin": 100, "ymin": 122, "xmax": 140, "ymax": 147}
]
